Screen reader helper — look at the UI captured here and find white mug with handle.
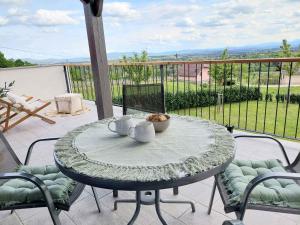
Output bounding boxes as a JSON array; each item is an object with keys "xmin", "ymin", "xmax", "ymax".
[
  {"xmin": 108, "ymin": 115, "xmax": 133, "ymax": 136},
  {"xmin": 128, "ymin": 121, "xmax": 155, "ymax": 143}
]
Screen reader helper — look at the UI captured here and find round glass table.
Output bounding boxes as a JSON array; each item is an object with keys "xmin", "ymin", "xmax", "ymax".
[{"xmin": 54, "ymin": 114, "xmax": 235, "ymax": 225}]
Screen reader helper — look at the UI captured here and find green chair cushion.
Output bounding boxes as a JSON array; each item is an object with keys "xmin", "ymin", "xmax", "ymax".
[
  {"xmin": 221, "ymin": 159, "xmax": 300, "ymax": 209},
  {"xmin": 0, "ymin": 165, "xmax": 76, "ymax": 209}
]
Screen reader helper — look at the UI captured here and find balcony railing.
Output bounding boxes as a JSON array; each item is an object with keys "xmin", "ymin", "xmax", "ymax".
[{"xmin": 65, "ymin": 57, "xmax": 300, "ymax": 140}]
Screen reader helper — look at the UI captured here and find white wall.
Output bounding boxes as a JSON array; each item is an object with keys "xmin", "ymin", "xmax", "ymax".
[{"xmin": 0, "ymin": 65, "xmax": 68, "ymax": 100}]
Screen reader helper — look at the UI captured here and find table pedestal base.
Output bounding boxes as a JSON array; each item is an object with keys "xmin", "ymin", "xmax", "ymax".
[{"xmin": 114, "ymin": 190, "xmax": 195, "ymax": 225}]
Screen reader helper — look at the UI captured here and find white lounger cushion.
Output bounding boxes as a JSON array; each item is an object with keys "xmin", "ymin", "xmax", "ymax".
[
  {"xmin": 7, "ymin": 92, "xmax": 27, "ymax": 105},
  {"xmin": 7, "ymin": 93, "xmax": 39, "ymax": 111}
]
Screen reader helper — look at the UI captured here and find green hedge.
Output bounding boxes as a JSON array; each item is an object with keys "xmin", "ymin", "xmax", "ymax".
[
  {"xmin": 166, "ymin": 86, "xmax": 261, "ymax": 111},
  {"xmin": 275, "ymin": 94, "xmax": 300, "ymax": 104},
  {"xmin": 113, "ymin": 86, "xmax": 261, "ymax": 111}
]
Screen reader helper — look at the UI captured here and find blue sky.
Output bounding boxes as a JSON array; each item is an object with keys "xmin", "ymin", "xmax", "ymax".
[{"xmin": 0, "ymin": 0, "xmax": 300, "ymax": 60}]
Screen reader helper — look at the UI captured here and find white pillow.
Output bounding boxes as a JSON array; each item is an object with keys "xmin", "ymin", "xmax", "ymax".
[{"xmin": 7, "ymin": 92, "xmax": 27, "ymax": 105}]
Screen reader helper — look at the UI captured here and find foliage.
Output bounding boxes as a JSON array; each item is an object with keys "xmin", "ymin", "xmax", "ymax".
[
  {"xmin": 265, "ymin": 93, "xmax": 273, "ymax": 102},
  {"xmin": 165, "ymin": 86, "xmax": 261, "ymax": 111},
  {"xmin": 0, "ymin": 52, "xmax": 33, "ymax": 68},
  {"xmin": 112, "ymin": 86, "xmax": 261, "ymax": 111},
  {"xmin": 70, "ymin": 66, "xmax": 85, "ymax": 81},
  {"xmin": 121, "ymin": 50, "xmax": 153, "ymax": 84},
  {"xmin": 209, "ymin": 49, "xmax": 236, "ymax": 85},
  {"xmin": 0, "ymin": 81, "xmax": 15, "ymax": 97},
  {"xmin": 279, "ymin": 39, "xmax": 299, "ymax": 76}
]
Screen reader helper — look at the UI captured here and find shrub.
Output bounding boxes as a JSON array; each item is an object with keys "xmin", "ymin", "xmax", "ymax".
[
  {"xmin": 166, "ymin": 86, "xmax": 260, "ymax": 111},
  {"xmin": 265, "ymin": 94, "xmax": 272, "ymax": 102},
  {"xmin": 112, "ymin": 86, "xmax": 262, "ymax": 111}
]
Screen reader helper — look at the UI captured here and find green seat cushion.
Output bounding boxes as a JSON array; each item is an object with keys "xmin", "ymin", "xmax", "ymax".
[
  {"xmin": 221, "ymin": 159, "xmax": 300, "ymax": 209},
  {"xmin": 0, "ymin": 165, "xmax": 76, "ymax": 209}
]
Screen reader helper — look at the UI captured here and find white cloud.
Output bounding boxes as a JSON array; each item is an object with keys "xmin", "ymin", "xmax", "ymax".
[
  {"xmin": 145, "ymin": 3, "xmax": 201, "ymax": 21},
  {"xmin": 104, "ymin": 2, "xmax": 139, "ymax": 20},
  {"xmin": 31, "ymin": 9, "xmax": 79, "ymax": 26},
  {"xmin": 0, "ymin": 16, "xmax": 9, "ymax": 26},
  {"xmin": 2, "ymin": 0, "xmax": 300, "ymax": 57},
  {"xmin": 7, "ymin": 8, "xmax": 27, "ymax": 16},
  {"xmin": 106, "ymin": 0, "xmax": 300, "ymax": 52},
  {"xmin": 175, "ymin": 18, "xmax": 196, "ymax": 28},
  {"xmin": 1, "ymin": 8, "xmax": 80, "ymax": 27}
]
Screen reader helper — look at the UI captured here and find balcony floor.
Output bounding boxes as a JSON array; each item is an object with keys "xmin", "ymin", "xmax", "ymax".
[{"xmin": 1, "ymin": 101, "xmax": 300, "ymax": 225}]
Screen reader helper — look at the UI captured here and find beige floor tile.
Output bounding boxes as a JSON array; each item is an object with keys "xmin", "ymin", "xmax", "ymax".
[
  {"xmin": 149, "ymin": 212, "xmax": 187, "ymax": 225},
  {"xmin": 160, "ymin": 189, "xmax": 195, "ymax": 218},
  {"xmin": 21, "ymin": 211, "xmax": 76, "ymax": 225},
  {"xmin": 0, "ymin": 214, "xmax": 23, "ymax": 225},
  {"xmin": 66, "ymin": 195, "xmax": 127, "ymax": 225},
  {"xmin": 0, "ymin": 211, "xmax": 13, "ymax": 223},
  {"xmin": 100, "ymin": 191, "xmax": 158, "ymax": 225},
  {"xmin": 178, "ymin": 203, "xmax": 231, "ymax": 225},
  {"xmin": 243, "ymin": 210, "xmax": 297, "ymax": 225}
]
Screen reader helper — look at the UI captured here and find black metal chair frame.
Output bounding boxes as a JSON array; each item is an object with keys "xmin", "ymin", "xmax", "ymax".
[
  {"xmin": 0, "ymin": 133, "xmax": 97, "ymax": 225},
  {"xmin": 207, "ymin": 134, "xmax": 300, "ymax": 221}
]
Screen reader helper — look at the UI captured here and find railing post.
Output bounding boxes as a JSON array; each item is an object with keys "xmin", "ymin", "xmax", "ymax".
[
  {"xmin": 160, "ymin": 64, "xmax": 164, "ymax": 84},
  {"xmin": 63, "ymin": 65, "xmax": 72, "ymax": 93},
  {"xmin": 160, "ymin": 64, "xmax": 166, "ymax": 113}
]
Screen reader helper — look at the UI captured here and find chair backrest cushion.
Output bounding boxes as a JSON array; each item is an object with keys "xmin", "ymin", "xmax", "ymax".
[
  {"xmin": 0, "ymin": 132, "xmax": 21, "ymax": 173},
  {"xmin": 123, "ymin": 84, "xmax": 165, "ymax": 115}
]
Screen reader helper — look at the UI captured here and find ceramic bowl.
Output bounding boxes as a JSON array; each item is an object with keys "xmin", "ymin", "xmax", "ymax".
[{"xmin": 146, "ymin": 114, "xmax": 170, "ymax": 132}]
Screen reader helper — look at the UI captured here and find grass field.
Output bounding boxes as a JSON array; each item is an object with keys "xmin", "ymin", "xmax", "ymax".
[{"xmin": 171, "ymin": 101, "xmax": 300, "ymax": 139}]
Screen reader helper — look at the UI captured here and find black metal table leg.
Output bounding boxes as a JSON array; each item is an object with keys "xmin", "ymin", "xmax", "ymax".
[
  {"xmin": 114, "ymin": 189, "xmax": 196, "ymax": 225},
  {"xmin": 127, "ymin": 191, "xmax": 142, "ymax": 225},
  {"xmin": 91, "ymin": 187, "xmax": 101, "ymax": 213},
  {"xmin": 155, "ymin": 190, "xmax": 168, "ymax": 225},
  {"xmin": 160, "ymin": 199, "xmax": 195, "ymax": 212}
]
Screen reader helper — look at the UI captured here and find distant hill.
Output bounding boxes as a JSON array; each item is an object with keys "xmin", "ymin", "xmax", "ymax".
[{"xmin": 23, "ymin": 39, "xmax": 300, "ymax": 65}]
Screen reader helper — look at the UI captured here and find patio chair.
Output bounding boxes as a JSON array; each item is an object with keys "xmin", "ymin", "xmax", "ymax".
[
  {"xmin": 207, "ymin": 135, "xmax": 300, "ymax": 221},
  {"xmin": 0, "ymin": 132, "xmax": 87, "ymax": 225},
  {"xmin": 0, "ymin": 93, "xmax": 55, "ymax": 132},
  {"xmin": 122, "ymin": 83, "xmax": 166, "ymax": 115},
  {"xmin": 115, "ymin": 83, "xmax": 180, "ymax": 197}
]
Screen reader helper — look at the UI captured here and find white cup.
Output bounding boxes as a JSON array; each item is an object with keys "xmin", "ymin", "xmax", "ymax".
[
  {"xmin": 128, "ymin": 121, "xmax": 155, "ymax": 143},
  {"xmin": 108, "ymin": 116, "xmax": 133, "ymax": 136}
]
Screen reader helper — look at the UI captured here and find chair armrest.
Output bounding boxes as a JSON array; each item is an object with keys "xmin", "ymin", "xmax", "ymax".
[
  {"xmin": 25, "ymin": 138, "xmax": 60, "ymax": 165},
  {"xmin": 239, "ymin": 172, "xmax": 300, "ymax": 219},
  {"xmin": 0, "ymin": 172, "xmax": 57, "ymax": 211},
  {"xmin": 234, "ymin": 135, "xmax": 291, "ymax": 165},
  {"xmin": 223, "ymin": 220, "xmax": 245, "ymax": 225}
]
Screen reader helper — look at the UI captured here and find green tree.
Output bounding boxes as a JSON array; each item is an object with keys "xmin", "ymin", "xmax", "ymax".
[
  {"xmin": 280, "ymin": 39, "xmax": 292, "ymax": 57},
  {"xmin": 0, "ymin": 51, "xmax": 33, "ymax": 68},
  {"xmin": 0, "ymin": 52, "xmax": 9, "ymax": 68},
  {"xmin": 121, "ymin": 50, "xmax": 153, "ymax": 84},
  {"xmin": 279, "ymin": 39, "xmax": 298, "ymax": 76},
  {"xmin": 14, "ymin": 59, "xmax": 26, "ymax": 67},
  {"xmin": 209, "ymin": 49, "xmax": 234, "ymax": 85}
]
